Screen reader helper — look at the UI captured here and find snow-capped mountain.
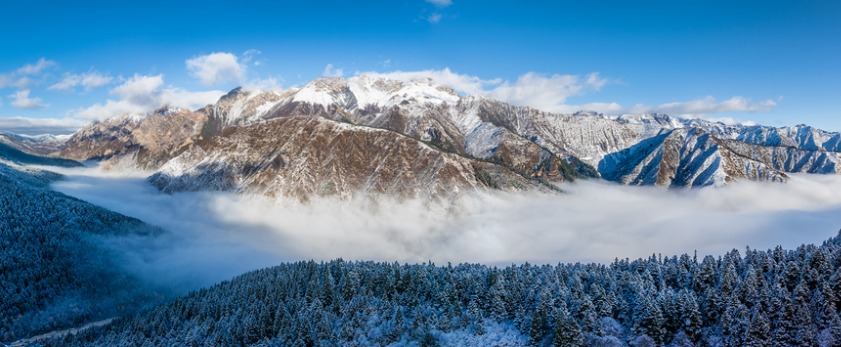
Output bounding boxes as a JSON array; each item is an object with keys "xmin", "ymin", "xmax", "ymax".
[
  {"xmin": 149, "ymin": 116, "xmax": 549, "ymax": 201},
  {"xmin": 0, "ymin": 131, "xmax": 70, "ymax": 156},
  {"xmin": 55, "ymin": 75, "xmax": 841, "ymax": 199},
  {"xmin": 59, "ymin": 107, "xmax": 206, "ymax": 169},
  {"xmin": 598, "ymin": 128, "xmax": 789, "ymax": 187}
]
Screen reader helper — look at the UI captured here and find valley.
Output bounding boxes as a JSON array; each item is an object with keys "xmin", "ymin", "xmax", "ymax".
[{"xmin": 2, "ymin": 59, "xmax": 841, "ymax": 347}]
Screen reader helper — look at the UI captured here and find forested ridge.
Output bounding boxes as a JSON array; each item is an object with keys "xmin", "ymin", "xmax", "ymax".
[
  {"xmin": 53, "ymin": 232, "xmax": 841, "ymax": 347},
  {"xmin": 0, "ymin": 162, "xmax": 164, "ymax": 342},
  {"xmin": 0, "ymin": 142, "xmax": 81, "ymax": 168}
]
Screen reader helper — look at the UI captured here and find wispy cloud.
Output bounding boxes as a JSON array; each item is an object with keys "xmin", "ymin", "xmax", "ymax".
[
  {"xmin": 0, "ymin": 116, "xmax": 86, "ymax": 135},
  {"xmin": 186, "ymin": 52, "xmax": 247, "ymax": 86},
  {"xmin": 241, "ymin": 49, "xmax": 263, "ymax": 67},
  {"xmin": 544, "ymin": 96, "xmax": 777, "ymax": 122},
  {"xmin": 322, "ymin": 64, "xmax": 344, "ymax": 78},
  {"xmin": 16, "ymin": 58, "xmax": 56, "ymax": 75},
  {"xmin": 12, "ymin": 76, "xmax": 34, "ymax": 89},
  {"xmin": 634, "ymin": 96, "xmax": 777, "ymax": 115},
  {"xmin": 360, "ymin": 68, "xmax": 606, "ymax": 112},
  {"xmin": 0, "ymin": 74, "xmax": 11, "ymax": 89},
  {"xmin": 422, "ymin": 0, "xmax": 452, "ymax": 23},
  {"xmin": 8, "ymin": 89, "xmax": 47, "ymax": 109},
  {"xmin": 360, "ymin": 68, "xmax": 499, "ymax": 95},
  {"xmin": 425, "ymin": 0, "xmax": 452, "ymax": 7},
  {"xmin": 0, "ymin": 58, "xmax": 57, "ymax": 90},
  {"xmin": 243, "ymin": 77, "xmax": 282, "ymax": 91},
  {"xmin": 485, "ymin": 72, "xmax": 608, "ymax": 112},
  {"xmin": 360, "ymin": 68, "xmax": 775, "ymax": 119},
  {"xmin": 427, "ymin": 13, "xmax": 443, "ymax": 24},
  {"xmin": 48, "ymin": 71, "xmax": 113, "ymax": 92},
  {"xmin": 74, "ymin": 74, "xmax": 224, "ymax": 121}
]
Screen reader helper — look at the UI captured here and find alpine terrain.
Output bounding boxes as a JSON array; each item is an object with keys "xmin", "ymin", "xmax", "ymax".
[{"xmin": 51, "ymin": 76, "xmax": 841, "ymax": 201}]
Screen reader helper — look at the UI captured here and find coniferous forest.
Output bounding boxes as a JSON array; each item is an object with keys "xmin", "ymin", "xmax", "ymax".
[
  {"xmin": 0, "ymin": 162, "xmax": 164, "ymax": 341},
  {"xmin": 49, "ymin": 234, "xmax": 841, "ymax": 347},
  {"xmin": 2, "ymin": 152, "xmax": 841, "ymax": 346}
]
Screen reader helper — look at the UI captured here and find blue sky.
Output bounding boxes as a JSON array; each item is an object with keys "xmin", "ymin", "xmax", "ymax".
[{"xmin": 0, "ymin": 0, "xmax": 839, "ymax": 135}]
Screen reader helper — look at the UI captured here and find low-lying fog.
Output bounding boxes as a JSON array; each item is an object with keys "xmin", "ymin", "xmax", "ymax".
[{"xmin": 45, "ymin": 165, "xmax": 841, "ymax": 292}]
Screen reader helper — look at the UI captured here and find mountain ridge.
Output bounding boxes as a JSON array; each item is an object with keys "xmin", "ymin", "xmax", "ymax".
[{"xmin": 50, "ymin": 75, "xmax": 841, "ymax": 199}]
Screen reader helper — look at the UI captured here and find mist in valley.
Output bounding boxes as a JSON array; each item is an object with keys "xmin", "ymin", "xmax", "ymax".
[{"xmin": 44, "ymin": 164, "xmax": 841, "ymax": 293}]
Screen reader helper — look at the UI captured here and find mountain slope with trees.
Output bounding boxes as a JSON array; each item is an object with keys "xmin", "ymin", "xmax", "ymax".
[
  {"xmin": 0, "ymin": 162, "xmax": 164, "ymax": 342},
  {"xmin": 52, "ymin": 233, "xmax": 841, "ymax": 347}
]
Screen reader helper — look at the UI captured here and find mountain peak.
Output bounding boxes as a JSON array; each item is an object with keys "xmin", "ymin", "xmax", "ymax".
[
  {"xmin": 293, "ymin": 77, "xmax": 355, "ymax": 107},
  {"xmin": 219, "ymin": 86, "xmax": 246, "ymax": 101}
]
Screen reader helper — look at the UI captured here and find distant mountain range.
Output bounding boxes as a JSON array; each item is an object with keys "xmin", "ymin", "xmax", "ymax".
[
  {"xmin": 8, "ymin": 75, "xmax": 839, "ymax": 200},
  {"xmin": 3, "ymin": 75, "xmax": 841, "ymax": 347}
]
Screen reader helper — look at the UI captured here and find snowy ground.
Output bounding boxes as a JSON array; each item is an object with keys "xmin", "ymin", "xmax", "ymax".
[
  {"xmin": 7, "ymin": 318, "xmax": 115, "ymax": 347},
  {"xmin": 40, "ymin": 164, "xmax": 841, "ymax": 293}
]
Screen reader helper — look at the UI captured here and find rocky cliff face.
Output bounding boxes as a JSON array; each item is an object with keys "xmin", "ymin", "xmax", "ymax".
[
  {"xmin": 0, "ymin": 132, "xmax": 70, "ymax": 156},
  {"xmin": 55, "ymin": 75, "xmax": 841, "ymax": 199},
  {"xmin": 59, "ymin": 107, "xmax": 206, "ymax": 169},
  {"xmin": 598, "ymin": 128, "xmax": 790, "ymax": 187},
  {"xmin": 149, "ymin": 116, "xmax": 549, "ymax": 201}
]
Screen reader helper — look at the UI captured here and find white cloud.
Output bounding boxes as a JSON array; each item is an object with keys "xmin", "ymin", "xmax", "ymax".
[
  {"xmin": 361, "ymin": 68, "xmax": 775, "ymax": 118},
  {"xmin": 13, "ymin": 77, "xmax": 34, "ymax": 89},
  {"xmin": 243, "ymin": 77, "xmax": 282, "ymax": 91},
  {"xmin": 427, "ymin": 13, "xmax": 442, "ymax": 23},
  {"xmin": 0, "ymin": 74, "xmax": 11, "ymax": 88},
  {"xmin": 111, "ymin": 74, "xmax": 165, "ymax": 105},
  {"xmin": 8, "ymin": 89, "xmax": 47, "ymax": 109},
  {"xmin": 16, "ymin": 58, "xmax": 56, "ymax": 75},
  {"xmin": 362, "ymin": 68, "xmax": 603, "ymax": 112},
  {"xmin": 74, "ymin": 74, "xmax": 225, "ymax": 121},
  {"xmin": 645, "ymin": 96, "xmax": 777, "ymax": 115},
  {"xmin": 49, "ymin": 71, "xmax": 113, "ymax": 92},
  {"xmin": 74, "ymin": 100, "xmax": 149, "ymax": 121},
  {"xmin": 0, "ymin": 58, "xmax": 57, "ymax": 90},
  {"xmin": 44, "ymin": 166, "xmax": 841, "ymax": 293},
  {"xmin": 186, "ymin": 52, "xmax": 246, "ymax": 86},
  {"xmin": 361, "ymin": 68, "xmax": 499, "ymax": 96},
  {"xmin": 586, "ymin": 72, "xmax": 607, "ymax": 90},
  {"xmin": 485, "ymin": 72, "xmax": 606, "ymax": 112},
  {"xmin": 322, "ymin": 64, "xmax": 344, "ymax": 78},
  {"xmin": 242, "ymin": 49, "xmax": 263, "ymax": 67},
  {"xmin": 160, "ymin": 88, "xmax": 228, "ymax": 109},
  {"xmin": 553, "ymin": 96, "xmax": 777, "ymax": 119},
  {"xmin": 579, "ymin": 96, "xmax": 777, "ymax": 121},
  {"xmin": 0, "ymin": 116, "xmax": 86, "ymax": 135},
  {"xmin": 425, "ymin": 0, "xmax": 452, "ymax": 7}
]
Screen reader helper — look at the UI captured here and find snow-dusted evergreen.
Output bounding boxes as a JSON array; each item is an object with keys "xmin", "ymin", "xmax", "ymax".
[
  {"xmin": 50, "ymin": 233, "xmax": 841, "ymax": 347},
  {"xmin": 4, "ymin": 75, "xmax": 841, "ymax": 346},
  {"xmin": 0, "ymin": 141, "xmax": 80, "ymax": 168},
  {"xmin": 0, "ymin": 162, "xmax": 163, "ymax": 342}
]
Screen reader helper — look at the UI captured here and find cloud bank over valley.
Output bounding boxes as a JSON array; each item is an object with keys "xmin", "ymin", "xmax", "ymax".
[{"xmin": 41, "ymin": 165, "xmax": 841, "ymax": 293}]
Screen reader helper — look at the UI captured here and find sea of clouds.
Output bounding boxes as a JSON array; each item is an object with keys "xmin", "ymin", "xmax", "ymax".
[{"xmin": 44, "ymin": 165, "xmax": 841, "ymax": 292}]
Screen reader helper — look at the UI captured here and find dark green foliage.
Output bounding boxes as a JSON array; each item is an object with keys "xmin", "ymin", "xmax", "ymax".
[
  {"xmin": 558, "ymin": 155, "xmax": 599, "ymax": 180},
  {"xmin": 0, "ymin": 163, "xmax": 163, "ymax": 341},
  {"xmin": 554, "ymin": 316, "xmax": 584, "ymax": 347}
]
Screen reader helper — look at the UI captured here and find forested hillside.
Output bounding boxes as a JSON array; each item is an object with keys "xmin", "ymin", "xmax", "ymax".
[
  {"xmin": 0, "ymin": 162, "xmax": 164, "ymax": 342},
  {"xmin": 53, "ymin": 233, "xmax": 841, "ymax": 347},
  {"xmin": 0, "ymin": 142, "xmax": 81, "ymax": 167}
]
